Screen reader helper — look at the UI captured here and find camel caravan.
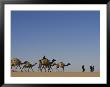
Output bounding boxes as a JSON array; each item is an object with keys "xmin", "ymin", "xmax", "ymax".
[{"xmin": 11, "ymin": 56, "xmax": 71, "ymax": 72}]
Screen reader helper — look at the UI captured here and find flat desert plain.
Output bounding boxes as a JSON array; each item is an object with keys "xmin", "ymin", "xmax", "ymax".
[{"xmin": 11, "ymin": 72, "xmax": 100, "ymax": 77}]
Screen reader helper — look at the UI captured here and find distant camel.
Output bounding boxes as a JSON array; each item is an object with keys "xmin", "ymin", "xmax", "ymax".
[
  {"xmin": 38, "ymin": 57, "xmax": 49, "ymax": 72},
  {"xmin": 53, "ymin": 62, "xmax": 71, "ymax": 72},
  {"xmin": 38, "ymin": 57, "xmax": 56, "ymax": 72},
  {"xmin": 11, "ymin": 58, "xmax": 25, "ymax": 71},
  {"xmin": 21, "ymin": 62, "xmax": 37, "ymax": 72},
  {"xmin": 42, "ymin": 59, "xmax": 56, "ymax": 72}
]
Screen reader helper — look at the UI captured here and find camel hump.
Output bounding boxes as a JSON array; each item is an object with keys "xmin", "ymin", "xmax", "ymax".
[
  {"xmin": 12, "ymin": 58, "xmax": 21, "ymax": 63},
  {"xmin": 59, "ymin": 62, "xmax": 65, "ymax": 66},
  {"xmin": 11, "ymin": 58, "xmax": 19, "ymax": 63},
  {"xmin": 40, "ymin": 58, "xmax": 49, "ymax": 65},
  {"xmin": 12, "ymin": 58, "xmax": 18, "ymax": 61},
  {"xmin": 11, "ymin": 58, "xmax": 21, "ymax": 66},
  {"xmin": 26, "ymin": 61, "xmax": 31, "ymax": 65},
  {"xmin": 60, "ymin": 62, "xmax": 64, "ymax": 64},
  {"xmin": 43, "ymin": 59, "xmax": 49, "ymax": 64},
  {"xmin": 24, "ymin": 61, "xmax": 30, "ymax": 64},
  {"xmin": 60, "ymin": 62, "xmax": 63, "ymax": 63},
  {"xmin": 25, "ymin": 62, "xmax": 31, "ymax": 66}
]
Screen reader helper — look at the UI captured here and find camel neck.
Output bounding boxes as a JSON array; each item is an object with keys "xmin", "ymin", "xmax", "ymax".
[
  {"xmin": 64, "ymin": 64, "xmax": 68, "ymax": 66},
  {"xmin": 32, "ymin": 63, "xmax": 37, "ymax": 66}
]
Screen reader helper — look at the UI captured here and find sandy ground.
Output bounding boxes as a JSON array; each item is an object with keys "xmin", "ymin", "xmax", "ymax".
[{"xmin": 11, "ymin": 72, "xmax": 100, "ymax": 77}]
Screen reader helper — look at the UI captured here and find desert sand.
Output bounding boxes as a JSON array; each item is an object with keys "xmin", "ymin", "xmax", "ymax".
[{"xmin": 11, "ymin": 72, "xmax": 100, "ymax": 77}]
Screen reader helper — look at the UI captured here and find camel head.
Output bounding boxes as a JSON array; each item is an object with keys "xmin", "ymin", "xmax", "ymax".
[
  {"xmin": 34, "ymin": 63, "xmax": 37, "ymax": 65},
  {"xmin": 67, "ymin": 63, "xmax": 71, "ymax": 66},
  {"xmin": 23, "ymin": 61, "xmax": 30, "ymax": 64},
  {"xmin": 32, "ymin": 63, "xmax": 37, "ymax": 66},
  {"xmin": 52, "ymin": 59, "xmax": 56, "ymax": 62}
]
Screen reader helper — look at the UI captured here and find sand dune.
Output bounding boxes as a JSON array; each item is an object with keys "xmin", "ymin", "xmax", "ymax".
[{"xmin": 11, "ymin": 72, "xmax": 100, "ymax": 77}]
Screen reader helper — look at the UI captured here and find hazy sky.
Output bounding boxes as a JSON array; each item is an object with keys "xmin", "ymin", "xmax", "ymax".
[{"xmin": 11, "ymin": 11, "xmax": 100, "ymax": 72}]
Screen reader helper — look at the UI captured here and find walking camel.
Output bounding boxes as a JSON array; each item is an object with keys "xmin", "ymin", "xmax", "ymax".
[
  {"xmin": 21, "ymin": 62, "xmax": 37, "ymax": 72},
  {"xmin": 38, "ymin": 57, "xmax": 56, "ymax": 72},
  {"xmin": 53, "ymin": 62, "xmax": 71, "ymax": 72},
  {"xmin": 42, "ymin": 59, "xmax": 56, "ymax": 72},
  {"xmin": 11, "ymin": 58, "xmax": 25, "ymax": 71}
]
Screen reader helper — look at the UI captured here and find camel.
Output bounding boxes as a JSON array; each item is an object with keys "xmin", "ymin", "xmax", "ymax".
[
  {"xmin": 38, "ymin": 57, "xmax": 56, "ymax": 72},
  {"xmin": 11, "ymin": 58, "xmax": 25, "ymax": 71},
  {"xmin": 42, "ymin": 59, "xmax": 56, "ymax": 72},
  {"xmin": 38, "ymin": 57, "xmax": 48, "ymax": 72},
  {"xmin": 21, "ymin": 62, "xmax": 37, "ymax": 72},
  {"xmin": 53, "ymin": 62, "xmax": 71, "ymax": 72}
]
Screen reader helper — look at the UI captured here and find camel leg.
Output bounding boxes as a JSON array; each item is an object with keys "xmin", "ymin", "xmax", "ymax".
[
  {"xmin": 48, "ymin": 66, "xmax": 51, "ymax": 72},
  {"xmin": 40, "ymin": 68, "xmax": 42, "ymax": 72},
  {"xmin": 28, "ymin": 68, "xmax": 29, "ymax": 72},
  {"xmin": 38, "ymin": 65, "xmax": 42, "ymax": 72},
  {"xmin": 62, "ymin": 67, "xmax": 64, "ymax": 72},
  {"xmin": 21, "ymin": 66, "xmax": 25, "ymax": 72},
  {"xmin": 19, "ymin": 65, "xmax": 21, "ymax": 69},
  {"xmin": 39, "ymin": 67, "xmax": 42, "ymax": 72},
  {"xmin": 24, "ymin": 68, "xmax": 27, "ymax": 72},
  {"xmin": 51, "ymin": 67, "xmax": 53, "ymax": 72},
  {"xmin": 56, "ymin": 67, "xmax": 59, "ymax": 72},
  {"xmin": 49, "ymin": 67, "xmax": 52, "ymax": 72},
  {"xmin": 50, "ymin": 66, "xmax": 53, "ymax": 72},
  {"xmin": 16, "ymin": 66, "xmax": 17, "ymax": 69},
  {"xmin": 42, "ymin": 65, "xmax": 45, "ymax": 72},
  {"xmin": 22, "ymin": 67, "xmax": 25, "ymax": 72},
  {"xmin": 47, "ymin": 68, "xmax": 49, "ymax": 72},
  {"xmin": 38, "ymin": 66, "xmax": 40, "ymax": 72},
  {"xmin": 18, "ymin": 65, "xmax": 21, "ymax": 71},
  {"xmin": 44, "ymin": 67, "xmax": 46, "ymax": 72},
  {"xmin": 21, "ymin": 67, "xmax": 23, "ymax": 72},
  {"xmin": 31, "ymin": 67, "xmax": 34, "ymax": 72},
  {"xmin": 48, "ymin": 68, "xmax": 50, "ymax": 72},
  {"xmin": 49, "ymin": 66, "xmax": 53, "ymax": 72},
  {"xmin": 43, "ymin": 66, "xmax": 46, "ymax": 72},
  {"xmin": 24, "ymin": 67, "xmax": 27, "ymax": 72},
  {"xmin": 16, "ymin": 65, "xmax": 18, "ymax": 69}
]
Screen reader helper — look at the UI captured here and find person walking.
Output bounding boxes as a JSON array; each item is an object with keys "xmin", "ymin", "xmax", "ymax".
[
  {"xmin": 90, "ymin": 65, "xmax": 92, "ymax": 72},
  {"xmin": 92, "ymin": 65, "xmax": 94, "ymax": 72},
  {"xmin": 82, "ymin": 65, "xmax": 85, "ymax": 72}
]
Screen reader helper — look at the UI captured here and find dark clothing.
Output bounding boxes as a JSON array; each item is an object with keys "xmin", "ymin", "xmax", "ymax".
[
  {"xmin": 82, "ymin": 65, "xmax": 85, "ymax": 72},
  {"xmin": 90, "ymin": 66, "xmax": 92, "ymax": 72},
  {"xmin": 43, "ymin": 56, "xmax": 46, "ymax": 59},
  {"xmin": 90, "ymin": 65, "xmax": 95, "ymax": 72},
  {"xmin": 92, "ymin": 66, "xmax": 94, "ymax": 72}
]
